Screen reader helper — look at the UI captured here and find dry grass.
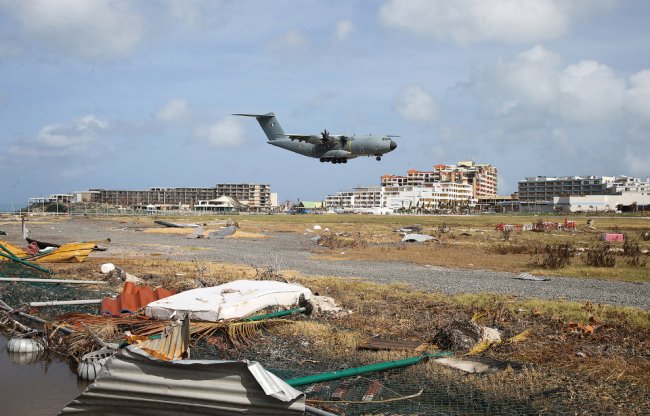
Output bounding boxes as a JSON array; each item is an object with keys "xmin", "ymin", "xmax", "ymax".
[{"xmin": 41, "ymin": 256, "xmax": 650, "ymax": 413}]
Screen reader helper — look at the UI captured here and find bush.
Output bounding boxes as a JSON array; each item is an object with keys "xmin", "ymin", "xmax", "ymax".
[
  {"xmin": 582, "ymin": 243, "xmax": 616, "ymax": 267},
  {"xmin": 623, "ymin": 239, "xmax": 648, "ymax": 267},
  {"xmin": 640, "ymin": 230, "xmax": 650, "ymax": 241},
  {"xmin": 317, "ymin": 232, "xmax": 368, "ymax": 249},
  {"xmin": 533, "ymin": 243, "xmax": 574, "ymax": 269}
]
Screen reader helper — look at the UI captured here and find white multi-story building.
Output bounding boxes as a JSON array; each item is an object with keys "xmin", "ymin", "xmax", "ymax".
[
  {"xmin": 518, "ymin": 176, "xmax": 650, "ymax": 212},
  {"xmin": 381, "ymin": 161, "xmax": 497, "ymax": 198},
  {"xmin": 325, "ymin": 183, "xmax": 475, "ymax": 213}
]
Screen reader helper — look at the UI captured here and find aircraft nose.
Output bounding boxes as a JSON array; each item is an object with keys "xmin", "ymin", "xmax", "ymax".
[{"xmin": 389, "ymin": 140, "xmax": 397, "ymax": 151}]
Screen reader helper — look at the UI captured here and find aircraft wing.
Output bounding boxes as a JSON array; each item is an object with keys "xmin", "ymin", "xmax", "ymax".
[{"xmin": 285, "ymin": 134, "xmax": 323, "ymax": 144}]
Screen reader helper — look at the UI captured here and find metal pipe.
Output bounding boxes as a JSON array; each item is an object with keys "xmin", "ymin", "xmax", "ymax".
[
  {"xmin": 0, "ymin": 242, "xmax": 18, "ymax": 257},
  {"xmin": 0, "ymin": 277, "xmax": 107, "ymax": 285},
  {"xmin": 0, "ymin": 251, "xmax": 52, "ymax": 274},
  {"xmin": 29, "ymin": 299, "xmax": 102, "ymax": 307},
  {"xmin": 285, "ymin": 351, "xmax": 453, "ymax": 387},
  {"xmin": 0, "ymin": 298, "xmax": 74, "ymax": 335},
  {"xmin": 245, "ymin": 307, "xmax": 306, "ymax": 321}
]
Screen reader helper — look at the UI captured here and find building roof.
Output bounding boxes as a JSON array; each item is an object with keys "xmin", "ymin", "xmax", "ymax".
[{"xmin": 297, "ymin": 201, "xmax": 323, "ymax": 209}]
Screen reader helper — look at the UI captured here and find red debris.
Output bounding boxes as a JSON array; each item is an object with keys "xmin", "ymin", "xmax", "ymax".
[{"xmin": 101, "ymin": 282, "xmax": 175, "ymax": 316}]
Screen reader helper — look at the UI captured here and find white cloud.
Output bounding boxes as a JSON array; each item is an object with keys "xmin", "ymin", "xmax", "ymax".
[
  {"xmin": 556, "ymin": 60, "xmax": 626, "ymax": 122},
  {"xmin": 335, "ymin": 20, "xmax": 355, "ymax": 41},
  {"xmin": 626, "ymin": 69, "xmax": 650, "ymax": 120},
  {"xmin": 156, "ymin": 98, "xmax": 189, "ymax": 123},
  {"xmin": 396, "ymin": 86, "xmax": 439, "ymax": 123},
  {"xmin": 473, "ymin": 45, "xmax": 632, "ymax": 124},
  {"xmin": 35, "ymin": 115, "xmax": 109, "ymax": 151},
  {"xmin": 268, "ymin": 30, "xmax": 309, "ymax": 54},
  {"xmin": 3, "ymin": 0, "xmax": 144, "ymax": 60},
  {"xmin": 1, "ymin": 115, "xmax": 110, "ymax": 167},
  {"xmin": 378, "ymin": 0, "xmax": 614, "ymax": 45},
  {"xmin": 195, "ymin": 117, "xmax": 245, "ymax": 148}
]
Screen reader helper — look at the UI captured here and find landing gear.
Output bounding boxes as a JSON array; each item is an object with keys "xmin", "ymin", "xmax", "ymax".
[
  {"xmin": 376, "ymin": 156, "xmax": 382, "ymax": 161},
  {"xmin": 321, "ymin": 158, "xmax": 348, "ymax": 164}
]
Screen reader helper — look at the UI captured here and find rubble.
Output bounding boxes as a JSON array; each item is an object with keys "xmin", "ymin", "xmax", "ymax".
[{"xmin": 402, "ymin": 233, "xmax": 438, "ymax": 243}]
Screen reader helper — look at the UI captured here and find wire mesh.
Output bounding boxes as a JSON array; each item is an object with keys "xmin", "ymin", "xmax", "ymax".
[
  {"xmin": 192, "ymin": 331, "xmax": 566, "ymax": 415},
  {"xmin": 0, "ymin": 262, "xmax": 111, "ymax": 319}
]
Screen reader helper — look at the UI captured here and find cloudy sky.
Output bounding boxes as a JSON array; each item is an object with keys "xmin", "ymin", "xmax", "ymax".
[{"xmin": 1, "ymin": 0, "xmax": 648, "ymax": 209}]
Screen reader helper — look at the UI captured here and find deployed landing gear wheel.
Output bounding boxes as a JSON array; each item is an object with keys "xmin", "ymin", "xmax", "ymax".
[
  {"xmin": 376, "ymin": 156, "xmax": 382, "ymax": 161},
  {"xmin": 342, "ymin": 159, "xmax": 347, "ymax": 163},
  {"xmin": 319, "ymin": 158, "xmax": 325, "ymax": 162}
]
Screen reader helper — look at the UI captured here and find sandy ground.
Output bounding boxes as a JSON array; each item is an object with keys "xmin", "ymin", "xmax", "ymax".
[{"xmin": 1, "ymin": 217, "xmax": 648, "ymax": 309}]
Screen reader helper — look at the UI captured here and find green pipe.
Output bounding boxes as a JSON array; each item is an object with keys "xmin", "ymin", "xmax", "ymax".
[
  {"xmin": 245, "ymin": 307, "xmax": 306, "ymax": 322},
  {"xmin": 285, "ymin": 351, "xmax": 453, "ymax": 387},
  {"xmin": 0, "ymin": 251, "xmax": 52, "ymax": 274},
  {"xmin": 0, "ymin": 242, "xmax": 18, "ymax": 258}
]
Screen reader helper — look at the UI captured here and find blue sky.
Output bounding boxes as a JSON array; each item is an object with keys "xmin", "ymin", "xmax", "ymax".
[{"xmin": 1, "ymin": 0, "xmax": 648, "ymax": 209}]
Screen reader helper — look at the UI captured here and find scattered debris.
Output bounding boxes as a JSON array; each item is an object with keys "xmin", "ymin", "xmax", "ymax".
[
  {"xmin": 599, "ymin": 233, "xmax": 625, "ymax": 242},
  {"xmin": 145, "ymin": 280, "xmax": 312, "ymax": 322},
  {"xmin": 100, "ymin": 263, "xmax": 115, "ymax": 274},
  {"xmin": 432, "ymin": 320, "xmax": 483, "ymax": 351},
  {"xmin": 101, "ymin": 282, "xmax": 176, "ymax": 316},
  {"xmin": 0, "ymin": 230, "xmax": 6, "ymax": 236},
  {"xmin": 564, "ymin": 322, "xmax": 595, "ymax": 337},
  {"xmin": 309, "ymin": 295, "xmax": 346, "ymax": 316},
  {"xmin": 208, "ymin": 224, "xmax": 238, "ymax": 239},
  {"xmin": 313, "ymin": 225, "xmax": 322, "ymax": 230},
  {"xmin": 154, "ymin": 220, "xmax": 200, "ymax": 228},
  {"xmin": 185, "ymin": 225, "xmax": 205, "ymax": 239},
  {"xmin": 513, "ymin": 272, "xmax": 550, "ymax": 282},
  {"xmin": 0, "ymin": 277, "xmax": 107, "ymax": 285},
  {"xmin": 29, "ymin": 299, "xmax": 103, "ymax": 307},
  {"xmin": 394, "ymin": 225, "xmax": 423, "ymax": 234},
  {"xmin": 125, "ymin": 315, "xmax": 190, "ymax": 360},
  {"xmin": 7, "ymin": 336, "xmax": 45, "ymax": 353},
  {"xmin": 357, "ymin": 337, "xmax": 428, "ymax": 352},
  {"xmin": 402, "ymin": 233, "xmax": 438, "ymax": 243},
  {"xmin": 77, "ymin": 347, "xmax": 116, "ymax": 381},
  {"xmin": 435, "ymin": 356, "xmax": 518, "ymax": 374},
  {"xmin": 105, "ymin": 266, "xmax": 144, "ymax": 284},
  {"xmin": 26, "ymin": 237, "xmax": 61, "ymax": 250},
  {"xmin": 0, "ymin": 239, "xmax": 100, "ymax": 263}
]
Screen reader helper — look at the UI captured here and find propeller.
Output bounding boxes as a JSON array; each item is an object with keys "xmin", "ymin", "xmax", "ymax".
[
  {"xmin": 339, "ymin": 135, "xmax": 349, "ymax": 146},
  {"xmin": 321, "ymin": 129, "xmax": 330, "ymax": 143}
]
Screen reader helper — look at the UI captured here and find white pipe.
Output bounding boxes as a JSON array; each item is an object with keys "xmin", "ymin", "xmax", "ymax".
[
  {"xmin": 29, "ymin": 299, "xmax": 102, "ymax": 307},
  {"xmin": 0, "ymin": 277, "xmax": 107, "ymax": 285}
]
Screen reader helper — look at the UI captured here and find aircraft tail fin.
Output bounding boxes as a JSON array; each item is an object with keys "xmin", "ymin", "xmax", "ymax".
[{"xmin": 233, "ymin": 112, "xmax": 285, "ymax": 141}]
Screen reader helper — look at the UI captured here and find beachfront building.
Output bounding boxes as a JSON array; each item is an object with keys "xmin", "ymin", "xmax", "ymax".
[
  {"xmin": 518, "ymin": 176, "xmax": 650, "ymax": 212},
  {"xmin": 325, "ymin": 183, "xmax": 475, "ymax": 213},
  {"xmin": 381, "ymin": 161, "xmax": 498, "ymax": 199}
]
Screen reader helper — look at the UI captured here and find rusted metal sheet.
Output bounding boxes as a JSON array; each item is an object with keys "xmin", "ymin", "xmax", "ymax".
[
  {"xmin": 362, "ymin": 380, "xmax": 383, "ymax": 401},
  {"xmin": 127, "ymin": 317, "xmax": 190, "ymax": 360},
  {"xmin": 357, "ymin": 337, "xmax": 428, "ymax": 352},
  {"xmin": 60, "ymin": 346, "xmax": 305, "ymax": 415}
]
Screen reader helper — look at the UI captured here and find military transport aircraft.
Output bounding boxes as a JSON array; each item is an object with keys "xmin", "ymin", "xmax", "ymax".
[{"xmin": 234, "ymin": 112, "xmax": 398, "ymax": 163}]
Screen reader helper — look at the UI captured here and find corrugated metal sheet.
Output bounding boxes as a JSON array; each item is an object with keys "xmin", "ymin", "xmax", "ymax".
[
  {"xmin": 60, "ymin": 346, "xmax": 305, "ymax": 415},
  {"xmin": 127, "ymin": 317, "xmax": 189, "ymax": 360},
  {"xmin": 101, "ymin": 282, "xmax": 175, "ymax": 316}
]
